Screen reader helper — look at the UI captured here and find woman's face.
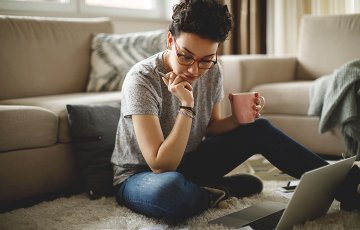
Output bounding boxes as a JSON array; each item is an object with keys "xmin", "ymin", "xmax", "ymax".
[{"xmin": 166, "ymin": 32, "xmax": 219, "ymax": 84}]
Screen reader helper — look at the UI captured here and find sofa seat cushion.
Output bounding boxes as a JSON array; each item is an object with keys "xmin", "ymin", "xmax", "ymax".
[
  {"xmin": 264, "ymin": 114, "xmax": 344, "ymax": 156},
  {"xmin": 0, "ymin": 92, "xmax": 122, "ymax": 144},
  {"xmin": 0, "ymin": 105, "xmax": 58, "ymax": 152},
  {"xmin": 251, "ymin": 81, "xmax": 313, "ymax": 115}
]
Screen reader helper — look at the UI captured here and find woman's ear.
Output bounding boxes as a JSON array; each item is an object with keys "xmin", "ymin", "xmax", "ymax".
[{"xmin": 167, "ymin": 31, "xmax": 173, "ymax": 50}]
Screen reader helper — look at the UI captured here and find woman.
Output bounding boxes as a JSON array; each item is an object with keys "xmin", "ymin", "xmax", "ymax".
[{"xmin": 111, "ymin": 0, "xmax": 328, "ymax": 221}]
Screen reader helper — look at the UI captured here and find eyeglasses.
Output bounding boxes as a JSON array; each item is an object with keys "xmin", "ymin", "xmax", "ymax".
[{"xmin": 173, "ymin": 39, "xmax": 217, "ymax": 69}]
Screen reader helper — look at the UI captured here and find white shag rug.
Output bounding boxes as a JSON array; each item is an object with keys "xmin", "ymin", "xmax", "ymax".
[{"xmin": 0, "ymin": 181, "xmax": 359, "ymax": 230}]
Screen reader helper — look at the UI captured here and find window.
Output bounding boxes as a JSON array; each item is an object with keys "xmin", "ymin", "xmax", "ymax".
[
  {"xmin": 0, "ymin": 0, "xmax": 178, "ymax": 19},
  {"xmin": 80, "ymin": 0, "xmax": 164, "ymax": 18},
  {"xmin": 9, "ymin": 0, "xmax": 68, "ymax": 2},
  {"xmin": 84, "ymin": 0, "xmax": 154, "ymax": 10},
  {"xmin": 0, "ymin": 0, "xmax": 76, "ymax": 12}
]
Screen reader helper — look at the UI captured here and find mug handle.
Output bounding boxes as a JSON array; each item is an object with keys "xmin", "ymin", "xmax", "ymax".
[{"xmin": 258, "ymin": 96, "xmax": 266, "ymax": 110}]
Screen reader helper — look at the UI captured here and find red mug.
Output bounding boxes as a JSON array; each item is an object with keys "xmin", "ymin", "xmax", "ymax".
[{"xmin": 229, "ymin": 92, "xmax": 265, "ymax": 124}]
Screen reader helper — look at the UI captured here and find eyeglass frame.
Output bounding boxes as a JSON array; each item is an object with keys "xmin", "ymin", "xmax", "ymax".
[{"xmin": 173, "ymin": 38, "xmax": 218, "ymax": 69}]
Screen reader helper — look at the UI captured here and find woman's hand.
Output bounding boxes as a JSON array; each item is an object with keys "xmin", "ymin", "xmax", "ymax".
[{"xmin": 162, "ymin": 72, "xmax": 194, "ymax": 107}]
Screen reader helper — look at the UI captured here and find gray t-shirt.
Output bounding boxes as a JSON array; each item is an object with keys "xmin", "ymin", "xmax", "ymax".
[{"xmin": 111, "ymin": 51, "xmax": 224, "ymax": 185}]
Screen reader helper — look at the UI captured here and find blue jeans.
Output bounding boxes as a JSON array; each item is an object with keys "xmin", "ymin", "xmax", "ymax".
[{"xmin": 115, "ymin": 118, "xmax": 328, "ymax": 221}]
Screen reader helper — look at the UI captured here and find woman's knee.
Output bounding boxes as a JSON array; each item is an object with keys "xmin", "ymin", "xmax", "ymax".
[
  {"xmin": 121, "ymin": 171, "xmax": 186, "ymax": 199},
  {"xmin": 120, "ymin": 171, "xmax": 209, "ymax": 221},
  {"xmin": 154, "ymin": 172, "xmax": 210, "ymax": 220},
  {"xmin": 251, "ymin": 118, "xmax": 278, "ymax": 135},
  {"xmin": 253, "ymin": 117, "xmax": 271, "ymax": 127}
]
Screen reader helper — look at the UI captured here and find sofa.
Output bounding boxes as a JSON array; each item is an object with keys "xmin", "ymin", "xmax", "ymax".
[
  {"xmin": 0, "ymin": 14, "xmax": 358, "ymax": 206},
  {"xmin": 0, "ymin": 14, "xmax": 166, "ymax": 206},
  {"xmin": 220, "ymin": 13, "xmax": 360, "ymax": 158},
  {"xmin": 0, "ymin": 16, "xmax": 121, "ymax": 205}
]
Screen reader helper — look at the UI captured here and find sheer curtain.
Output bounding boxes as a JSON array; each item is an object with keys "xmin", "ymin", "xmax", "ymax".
[
  {"xmin": 267, "ymin": 0, "xmax": 360, "ymax": 55},
  {"xmin": 221, "ymin": 0, "xmax": 267, "ymax": 55}
]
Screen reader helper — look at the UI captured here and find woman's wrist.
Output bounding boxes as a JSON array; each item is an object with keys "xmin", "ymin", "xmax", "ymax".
[
  {"xmin": 181, "ymin": 101, "xmax": 194, "ymax": 108},
  {"xmin": 180, "ymin": 106, "xmax": 196, "ymax": 115},
  {"xmin": 178, "ymin": 109, "xmax": 194, "ymax": 119}
]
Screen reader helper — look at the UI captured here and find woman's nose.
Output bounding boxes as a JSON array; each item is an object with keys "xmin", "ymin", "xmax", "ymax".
[{"xmin": 187, "ymin": 61, "xmax": 199, "ymax": 75}]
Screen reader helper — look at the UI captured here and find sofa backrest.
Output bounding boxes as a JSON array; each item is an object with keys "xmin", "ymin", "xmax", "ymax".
[
  {"xmin": 296, "ymin": 13, "xmax": 360, "ymax": 80},
  {"xmin": 0, "ymin": 16, "xmax": 113, "ymax": 100}
]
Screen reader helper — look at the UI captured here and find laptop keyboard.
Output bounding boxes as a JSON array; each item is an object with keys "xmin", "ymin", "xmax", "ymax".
[{"xmin": 248, "ymin": 209, "xmax": 285, "ymax": 230}]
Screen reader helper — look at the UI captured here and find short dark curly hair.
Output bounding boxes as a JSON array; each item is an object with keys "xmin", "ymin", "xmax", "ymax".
[{"xmin": 169, "ymin": 0, "xmax": 233, "ymax": 42}]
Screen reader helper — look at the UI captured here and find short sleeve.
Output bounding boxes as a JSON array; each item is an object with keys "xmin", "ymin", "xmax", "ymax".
[
  {"xmin": 213, "ymin": 63, "xmax": 225, "ymax": 103},
  {"xmin": 122, "ymin": 68, "xmax": 160, "ymax": 118}
]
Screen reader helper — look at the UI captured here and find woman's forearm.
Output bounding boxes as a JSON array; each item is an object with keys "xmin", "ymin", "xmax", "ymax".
[
  {"xmin": 206, "ymin": 115, "xmax": 239, "ymax": 136},
  {"xmin": 154, "ymin": 111, "xmax": 193, "ymax": 172}
]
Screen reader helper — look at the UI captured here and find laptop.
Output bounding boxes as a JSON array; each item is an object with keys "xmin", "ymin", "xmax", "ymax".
[{"xmin": 208, "ymin": 156, "xmax": 356, "ymax": 230}]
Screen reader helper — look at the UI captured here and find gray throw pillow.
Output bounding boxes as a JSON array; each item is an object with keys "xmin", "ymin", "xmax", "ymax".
[
  {"xmin": 86, "ymin": 30, "xmax": 166, "ymax": 92},
  {"xmin": 66, "ymin": 103, "xmax": 120, "ymax": 199}
]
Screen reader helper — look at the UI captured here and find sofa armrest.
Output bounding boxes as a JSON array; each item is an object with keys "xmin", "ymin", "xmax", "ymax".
[{"xmin": 219, "ymin": 55, "xmax": 297, "ymax": 116}]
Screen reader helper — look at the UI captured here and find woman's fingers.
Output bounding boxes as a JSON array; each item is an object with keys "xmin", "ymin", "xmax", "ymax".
[
  {"xmin": 172, "ymin": 75, "xmax": 185, "ymax": 85},
  {"xmin": 162, "ymin": 72, "xmax": 176, "ymax": 88},
  {"xmin": 162, "ymin": 76, "xmax": 169, "ymax": 86},
  {"xmin": 252, "ymin": 104, "xmax": 262, "ymax": 111},
  {"xmin": 182, "ymin": 81, "xmax": 193, "ymax": 91},
  {"xmin": 163, "ymin": 72, "xmax": 193, "ymax": 94},
  {"xmin": 172, "ymin": 80, "xmax": 192, "ymax": 92},
  {"xmin": 164, "ymin": 73, "xmax": 192, "ymax": 90},
  {"xmin": 253, "ymin": 105, "xmax": 262, "ymax": 118},
  {"xmin": 167, "ymin": 72, "xmax": 176, "ymax": 82}
]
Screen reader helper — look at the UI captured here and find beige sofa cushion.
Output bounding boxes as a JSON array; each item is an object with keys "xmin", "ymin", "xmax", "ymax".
[
  {"xmin": 0, "ymin": 16, "xmax": 113, "ymax": 100},
  {"xmin": 252, "ymin": 81, "xmax": 313, "ymax": 116},
  {"xmin": 0, "ymin": 144, "xmax": 77, "ymax": 202},
  {"xmin": 265, "ymin": 114, "xmax": 345, "ymax": 156},
  {"xmin": 297, "ymin": 14, "xmax": 360, "ymax": 80},
  {"xmin": 0, "ymin": 92, "xmax": 122, "ymax": 144},
  {"xmin": 0, "ymin": 106, "xmax": 58, "ymax": 152}
]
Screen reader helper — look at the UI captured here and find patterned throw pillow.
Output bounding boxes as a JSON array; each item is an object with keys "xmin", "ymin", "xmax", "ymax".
[{"xmin": 86, "ymin": 30, "xmax": 166, "ymax": 92}]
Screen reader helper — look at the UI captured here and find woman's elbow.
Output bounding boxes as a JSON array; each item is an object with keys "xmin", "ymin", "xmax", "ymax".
[
  {"xmin": 145, "ymin": 152, "xmax": 179, "ymax": 173},
  {"xmin": 152, "ymin": 168, "xmax": 167, "ymax": 174},
  {"xmin": 149, "ymin": 163, "xmax": 177, "ymax": 174}
]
